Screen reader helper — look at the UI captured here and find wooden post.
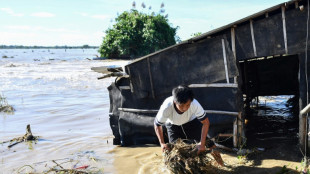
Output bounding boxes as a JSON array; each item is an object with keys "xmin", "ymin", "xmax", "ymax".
[
  {"xmin": 233, "ymin": 119, "xmax": 238, "ymax": 147},
  {"xmin": 222, "ymin": 39, "xmax": 230, "ymax": 83},
  {"xmin": 233, "ymin": 112, "xmax": 244, "ymax": 147},
  {"xmin": 231, "ymin": 27, "xmax": 236, "ymax": 59},
  {"xmin": 238, "ymin": 112, "xmax": 244, "ymax": 147},
  {"xmin": 281, "ymin": 5, "xmax": 288, "ymax": 54},
  {"xmin": 298, "ymin": 53, "xmax": 308, "ymax": 153},
  {"xmin": 250, "ymin": 19, "xmax": 257, "ymax": 57},
  {"xmin": 147, "ymin": 57, "xmax": 155, "ymax": 98},
  {"xmin": 243, "ymin": 60, "xmax": 250, "ymax": 108},
  {"xmin": 127, "ymin": 66, "xmax": 134, "ymax": 93}
]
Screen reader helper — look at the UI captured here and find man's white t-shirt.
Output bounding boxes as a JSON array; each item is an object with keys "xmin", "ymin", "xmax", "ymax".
[{"xmin": 155, "ymin": 96, "xmax": 207, "ymax": 126}]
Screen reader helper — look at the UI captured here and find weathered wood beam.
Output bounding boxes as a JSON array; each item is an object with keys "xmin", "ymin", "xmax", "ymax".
[
  {"xmin": 147, "ymin": 57, "xmax": 155, "ymax": 98},
  {"xmin": 250, "ymin": 19, "xmax": 257, "ymax": 57},
  {"xmin": 231, "ymin": 27, "xmax": 236, "ymax": 59},
  {"xmin": 118, "ymin": 108, "xmax": 158, "ymax": 113},
  {"xmin": 218, "ymin": 133, "xmax": 233, "ymax": 137},
  {"xmin": 222, "ymin": 39, "xmax": 230, "ymax": 83},
  {"xmin": 189, "ymin": 83, "xmax": 238, "ymax": 88},
  {"xmin": 126, "ymin": 66, "xmax": 134, "ymax": 93},
  {"xmin": 282, "ymin": 5, "xmax": 288, "ymax": 54},
  {"xmin": 237, "ymin": 112, "xmax": 243, "ymax": 147},
  {"xmin": 205, "ymin": 110, "xmax": 239, "ymax": 116},
  {"xmin": 233, "ymin": 119, "xmax": 238, "ymax": 147},
  {"xmin": 97, "ymin": 72, "xmax": 125, "ymax": 80},
  {"xmin": 298, "ymin": 52, "xmax": 308, "ymax": 154},
  {"xmin": 119, "ymin": 86, "xmax": 131, "ymax": 90},
  {"xmin": 118, "ymin": 107, "xmax": 239, "ymax": 116},
  {"xmin": 300, "ymin": 103, "xmax": 310, "ymax": 116}
]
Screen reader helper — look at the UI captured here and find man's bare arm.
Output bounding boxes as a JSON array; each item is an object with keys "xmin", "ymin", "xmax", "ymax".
[
  {"xmin": 154, "ymin": 124, "xmax": 170, "ymax": 151},
  {"xmin": 197, "ymin": 117, "xmax": 210, "ymax": 154}
]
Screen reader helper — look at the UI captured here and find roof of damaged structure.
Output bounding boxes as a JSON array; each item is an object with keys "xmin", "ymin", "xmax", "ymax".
[{"xmin": 127, "ymin": 0, "xmax": 297, "ymax": 66}]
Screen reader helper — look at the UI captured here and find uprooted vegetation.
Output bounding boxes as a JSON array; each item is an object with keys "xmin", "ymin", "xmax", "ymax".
[
  {"xmin": 0, "ymin": 93, "xmax": 15, "ymax": 113},
  {"xmin": 163, "ymin": 139, "xmax": 225, "ymax": 174}
]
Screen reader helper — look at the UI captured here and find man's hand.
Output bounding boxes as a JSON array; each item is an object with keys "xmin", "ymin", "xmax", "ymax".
[
  {"xmin": 196, "ymin": 144, "xmax": 206, "ymax": 155},
  {"xmin": 160, "ymin": 143, "xmax": 171, "ymax": 152}
]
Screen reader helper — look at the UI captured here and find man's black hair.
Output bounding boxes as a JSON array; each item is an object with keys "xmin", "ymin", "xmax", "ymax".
[{"xmin": 172, "ymin": 85, "xmax": 194, "ymax": 104}]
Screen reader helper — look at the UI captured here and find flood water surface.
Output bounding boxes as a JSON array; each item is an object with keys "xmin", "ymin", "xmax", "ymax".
[{"xmin": 0, "ymin": 49, "xmax": 165, "ymax": 173}]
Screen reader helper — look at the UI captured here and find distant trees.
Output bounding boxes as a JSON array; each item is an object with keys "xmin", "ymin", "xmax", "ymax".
[
  {"xmin": 0, "ymin": 45, "xmax": 98, "ymax": 49},
  {"xmin": 99, "ymin": 3, "xmax": 179, "ymax": 59},
  {"xmin": 82, "ymin": 45, "xmax": 90, "ymax": 48}
]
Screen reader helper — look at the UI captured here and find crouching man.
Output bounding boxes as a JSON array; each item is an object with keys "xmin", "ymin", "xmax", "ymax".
[{"xmin": 154, "ymin": 85, "xmax": 224, "ymax": 166}]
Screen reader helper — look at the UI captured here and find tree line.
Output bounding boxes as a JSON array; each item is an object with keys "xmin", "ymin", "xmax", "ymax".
[{"xmin": 0, "ymin": 45, "xmax": 98, "ymax": 49}]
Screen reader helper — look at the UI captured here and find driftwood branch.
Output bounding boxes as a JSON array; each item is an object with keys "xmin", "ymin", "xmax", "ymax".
[
  {"xmin": 97, "ymin": 72, "xmax": 125, "ymax": 80},
  {"xmin": 2, "ymin": 124, "xmax": 38, "ymax": 148}
]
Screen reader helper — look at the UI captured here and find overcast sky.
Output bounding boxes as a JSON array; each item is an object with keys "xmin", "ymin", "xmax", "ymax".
[{"xmin": 0, "ymin": 0, "xmax": 287, "ymax": 46}]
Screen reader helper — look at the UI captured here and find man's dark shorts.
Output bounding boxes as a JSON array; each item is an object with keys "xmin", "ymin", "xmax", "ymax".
[{"xmin": 165, "ymin": 118, "xmax": 215, "ymax": 148}]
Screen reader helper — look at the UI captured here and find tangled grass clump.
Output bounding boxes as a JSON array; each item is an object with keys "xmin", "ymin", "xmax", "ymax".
[
  {"xmin": 163, "ymin": 139, "xmax": 221, "ymax": 174},
  {"xmin": 0, "ymin": 93, "xmax": 15, "ymax": 114}
]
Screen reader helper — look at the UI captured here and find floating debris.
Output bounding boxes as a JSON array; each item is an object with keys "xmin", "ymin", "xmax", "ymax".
[
  {"xmin": 1, "ymin": 124, "xmax": 38, "ymax": 148},
  {"xmin": 0, "ymin": 93, "xmax": 15, "ymax": 114},
  {"xmin": 15, "ymin": 151, "xmax": 104, "ymax": 173}
]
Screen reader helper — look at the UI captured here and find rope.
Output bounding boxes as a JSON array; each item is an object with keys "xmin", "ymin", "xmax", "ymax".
[{"xmin": 180, "ymin": 125, "xmax": 188, "ymax": 140}]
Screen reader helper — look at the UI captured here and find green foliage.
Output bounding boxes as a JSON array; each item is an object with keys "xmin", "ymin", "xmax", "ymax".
[
  {"xmin": 276, "ymin": 165, "xmax": 289, "ymax": 174},
  {"xmin": 191, "ymin": 32, "xmax": 202, "ymax": 38},
  {"xmin": 99, "ymin": 9, "xmax": 178, "ymax": 58}
]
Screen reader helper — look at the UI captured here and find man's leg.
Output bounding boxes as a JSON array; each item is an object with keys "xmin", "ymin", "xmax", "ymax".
[
  {"xmin": 182, "ymin": 118, "xmax": 202, "ymax": 143},
  {"xmin": 182, "ymin": 119, "xmax": 216, "ymax": 147},
  {"xmin": 165, "ymin": 123, "xmax": 186, "ymax": 143}
]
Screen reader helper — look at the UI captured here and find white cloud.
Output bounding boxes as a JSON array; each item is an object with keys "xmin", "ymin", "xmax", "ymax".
[
  {"xmin": 0, "ymin": 8, "xmax": 24, "ymax": 17},
  {"xmin": 77, "ymin": 12, "xmax": 111, "ymax": 21},
  {"xmin": 45, "ymin": 28, "xmax": 79, "ymax": 33},
  {"xmin": 58, "ymin": 33, "xmax": 102, "ymax": 45},
  {"xmin": 0, "ymin": 31, "xmax": 101, "ymax": 46},
  {"xmin": 31, "ymin": 12, "xmax": 55, "ymax": 17},
  {"xmin": 93, "ymin": 31, "xmax": 105, "ymax": 38},
  {"xmin": 91, "ymin": 14, "xmax": 110, "ymax": 20},
  {"xmin": 80, "ymin": 12, "xmax": 89, "ymax": 17},
  {"xmin": 0, "ymin": 31, "xmax": 37, "ymax": 45},
  {"xmin": 172, "ymin": 18, "xmax": 210, "ymax": 26},
  {"xmin": 5, "ymin": 25, "xmax": 32, "ymax": 30},
  {"xmin": 4, "ymin": 25, "xmax": 80, "ymax": 34}
]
